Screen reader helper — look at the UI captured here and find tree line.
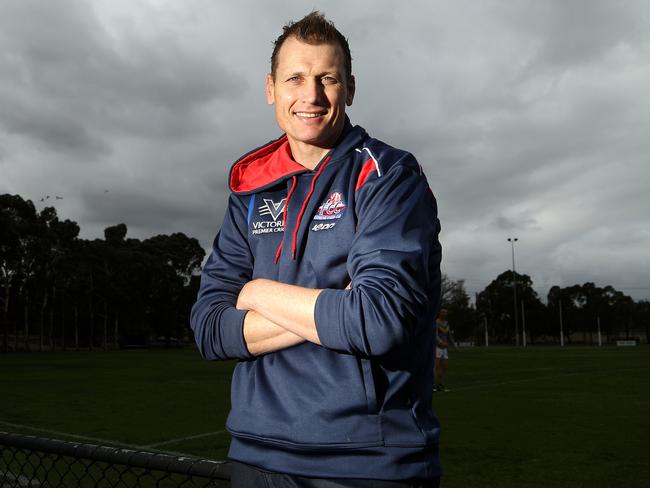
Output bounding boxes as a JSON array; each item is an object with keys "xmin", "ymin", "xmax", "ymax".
[
  {"xmin": 445, "ymin": 271, "xmax": 650, "ymax": 345},
  {"xmin": 1, "ymin": 194, "xmax": 204, "ymax": 352},
  {"xmin": 2, "ymin": 193, "xmax": 649, "ymax": 352}
]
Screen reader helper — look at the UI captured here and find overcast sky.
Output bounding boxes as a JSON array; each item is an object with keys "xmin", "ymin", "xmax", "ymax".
[{"xmin": 1, "ymin": 0, "xmax": 649, "ymax": 301}]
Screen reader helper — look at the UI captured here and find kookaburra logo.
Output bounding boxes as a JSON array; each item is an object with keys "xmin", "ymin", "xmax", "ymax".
[
  {"xmin": 259, "ymin": 198, "xmax": 286, "ymax": 221},
  {"xmin": 252, "ymin": 198, "xmax": 286, "ymax": 235}
]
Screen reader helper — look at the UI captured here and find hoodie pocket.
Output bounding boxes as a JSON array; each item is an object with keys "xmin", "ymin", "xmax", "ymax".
[
  {"xmin": 228, "ymin": 346, "xmax": 383, "ymax": 447},
  {"xmin": 358, "ymin": 357, "xmax": 378, "ymax": 414}
]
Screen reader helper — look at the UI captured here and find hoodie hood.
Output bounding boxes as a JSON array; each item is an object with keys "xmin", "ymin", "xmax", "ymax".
[
  {"xmin": 229, "ymin": 136, "xmax": 307, "ymax": 195},
  {"xmin": 228, "ymin": 117, "xmax": 365, "ymax": 195}
]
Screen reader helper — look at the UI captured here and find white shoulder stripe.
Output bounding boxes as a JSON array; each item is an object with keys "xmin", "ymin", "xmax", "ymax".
[{"xmin": 355, "ymin": 147, "xmax": 382, "ymax": 177}]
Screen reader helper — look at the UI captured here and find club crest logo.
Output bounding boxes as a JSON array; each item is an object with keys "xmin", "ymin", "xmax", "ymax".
[{"xmin": 314, "ymin": 192, "xmax": 346, "ymax": 220}]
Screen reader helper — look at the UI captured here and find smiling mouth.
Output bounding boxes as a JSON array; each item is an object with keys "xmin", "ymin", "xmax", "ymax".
[{"xmin": 294, "ymin": 111, "xmax": 326, "ymax": 118}]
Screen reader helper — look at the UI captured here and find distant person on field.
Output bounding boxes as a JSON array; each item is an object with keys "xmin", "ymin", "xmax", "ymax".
[
  {"xmin": 434, "ymin": 307, "xmax": 456, "ymax": 392},
  {"xmin": 191, "ymin": 11, "xmax": 442, "ymax": 487}
]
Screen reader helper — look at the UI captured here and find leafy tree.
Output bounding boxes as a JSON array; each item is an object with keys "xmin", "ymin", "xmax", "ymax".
[
  {"xmin": 104, "ymin": 223, "xmax": 127, "ymax": 245},
  {"xmin": 440, "ymin": 275, "xmax": 476, "ymax": 341},
  {"xmin": 33, "ymin": 206, "xmax": 80, "ymax": 350},
  {"xmin": 547, "ymin": 285, "xmax": 574, "ymax": 344},
  {"xmin": 477, "ymin": 271, "xmax": 545, "ymax": 344},
  {"xmin": 141, "ymin": 233, "xmax": 204, "ymax": 283},
  {"xmin": 547, "ymin": 283, "xmax": 635, "ymax": 344},
  {"xmin": 1, "ymin": 195, "xmax": 206, "ymax": 352},
  {"xmin": 632, "ymin": 300, "xmax": 650, "ymax": 344},
  {"xmin": 0, "ymin": 195, "xmax": 36, "ymax": 351},
  {"xmin": 0, "ymin": 195, "xmax": 44, "ymax": 351},
  {"xmin": 140, "ymin": 233, "xmax": 205, "ymax": 343}
]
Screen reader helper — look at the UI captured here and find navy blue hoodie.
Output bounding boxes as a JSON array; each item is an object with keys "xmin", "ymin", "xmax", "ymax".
[{"xmin": 191, "ymin": 120, "xmax": 442, "ymax": 480}]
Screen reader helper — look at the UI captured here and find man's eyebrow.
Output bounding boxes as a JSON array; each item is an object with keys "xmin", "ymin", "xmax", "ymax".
[
  {"xmin": 281, "ymin": 68, "xmax": 342, "ymax": 77},
  {"xmin": 277, "ymin": 70, "xmax": 304, "ymax": 79}
]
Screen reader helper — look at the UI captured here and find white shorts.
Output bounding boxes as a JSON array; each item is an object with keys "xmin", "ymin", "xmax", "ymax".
[{"xmin": 436, "ymin": 347, "xmax": 449, "ymax": 360}]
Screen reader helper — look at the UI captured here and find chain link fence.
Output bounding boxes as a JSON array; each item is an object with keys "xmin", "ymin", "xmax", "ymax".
[{"xmin": 0, "ymin": 432, "xmax": 230, "ymax": 487}]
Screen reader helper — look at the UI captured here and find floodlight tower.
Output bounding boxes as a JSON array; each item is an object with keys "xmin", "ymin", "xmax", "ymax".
[{"xmin": 507, "ymin": 237, "xmax": 519, "ymax": 346}]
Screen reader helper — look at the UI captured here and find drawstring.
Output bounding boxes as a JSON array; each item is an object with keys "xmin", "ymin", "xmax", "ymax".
[
  {"xmin": 273, "ymin": 156, "xmax": 331, "ymax": 264},
  {"xmin": 291, "ymin": 156, "xmax": 331, "ymax": 259},
  {"xmin": 274, "ymin": 241, "xmax": 283, "ymax": 264},
  {"xmin": 274, "ymin": 175, "xmax": 298, "ymax": 264}
]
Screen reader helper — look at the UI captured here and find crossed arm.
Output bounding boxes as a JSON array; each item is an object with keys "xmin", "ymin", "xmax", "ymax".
[
  {"xmin": 237, "ymin": 279, "xmax": 324, "ymax": 356},
  {"xmin": 193, "ymin": 164, "xmax": 439, "ymax": 360}
]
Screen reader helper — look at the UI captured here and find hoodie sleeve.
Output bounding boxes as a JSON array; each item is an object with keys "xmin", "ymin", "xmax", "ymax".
[
  {"xmin": 314, "ymin": 158, "xmax": 442, "ymax": 357},
  {"xmin": 190, "ymin": 194, "xmax": 254, "ymax": 361}
]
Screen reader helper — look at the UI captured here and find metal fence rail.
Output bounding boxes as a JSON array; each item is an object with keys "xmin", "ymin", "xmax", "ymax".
[{"xmin": 0, "ymin": 432, "xmax": 230, "ymax": 487}]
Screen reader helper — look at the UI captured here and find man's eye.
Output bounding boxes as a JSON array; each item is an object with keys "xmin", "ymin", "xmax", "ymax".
[
  {"xmin": 322, "ymin": 76, "xmax": 337, "ymax": 83},
  {"xmin": 287, "ymin": 76, "xmax": 301, "ymax": 82}
]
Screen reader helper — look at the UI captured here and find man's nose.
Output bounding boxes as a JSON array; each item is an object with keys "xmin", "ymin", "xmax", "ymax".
[{"xmin": 300, "ymin": 78, "xmax": 325, "ymax": 104}]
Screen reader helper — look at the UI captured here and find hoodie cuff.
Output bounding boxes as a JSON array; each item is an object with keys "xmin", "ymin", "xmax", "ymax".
[
  {"xmin": 220, "ymin": 307, "xmax": 254, "ymax": 360},
  {"xmin": 314, "ymin": 289, "xmax": 346, "ymax": 351}
]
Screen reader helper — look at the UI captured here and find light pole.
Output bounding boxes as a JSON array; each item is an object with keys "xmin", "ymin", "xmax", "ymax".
[{"xmin": 507, "ymin": 237, "xmax": 519, "ymax": 346}]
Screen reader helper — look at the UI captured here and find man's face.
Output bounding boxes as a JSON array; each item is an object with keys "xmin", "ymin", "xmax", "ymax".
[
  {"xmin": 439, "ymin": 309, "xmax": 448, "ymax": 320},
  {"xmin": 266, "ymin": 36, "xmax": 355, "ymax": 152}
]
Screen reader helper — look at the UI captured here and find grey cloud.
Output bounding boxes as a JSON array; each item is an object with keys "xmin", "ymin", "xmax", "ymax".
[
  {"xmin": 0, "ymin": 93, "xmax": 110, "ymax": 157},
  {"xmin": 0, "ymin": 0, "xmax": 245, "ymax": 156},
  {"xmin": 501, "ymin": 0, "xmax": 648, "ymax": 72},
  {"xmin": 491, "ymin": 215, "xmax": 539, "ymax": 232}
]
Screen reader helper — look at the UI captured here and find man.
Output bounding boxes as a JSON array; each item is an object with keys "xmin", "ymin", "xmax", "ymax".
[
  {"xmin": 434, "ymin": 308, "xmax": 456, "ymax": 392},
  {"xmin": 191, "ymin": 12, "xmax": 442, "ymax": 487}
]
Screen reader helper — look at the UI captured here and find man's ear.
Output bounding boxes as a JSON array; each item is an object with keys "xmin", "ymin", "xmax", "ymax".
[
  {"xmin": 266, "ymin": 73, "xmax": 275, "ymax": 105},
  {"xmin": 346, "ymin": 75, "xmax": 355, "ymax": 106}
]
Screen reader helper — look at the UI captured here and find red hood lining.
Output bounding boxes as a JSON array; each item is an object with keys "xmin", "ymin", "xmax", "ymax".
[{"xmin": 230, "ymin": 136, "xmax": 307, "ymax": 193}]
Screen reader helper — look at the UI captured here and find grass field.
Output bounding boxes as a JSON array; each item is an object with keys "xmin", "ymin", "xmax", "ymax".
[{"xmin": 1, "ymin": 346, "xmax": 649, "ymax": 487}]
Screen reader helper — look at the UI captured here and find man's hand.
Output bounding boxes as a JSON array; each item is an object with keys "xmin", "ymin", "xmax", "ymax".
[{"xmin": 241, "ymin": 310, "xmax": 305, "ymax": 356}]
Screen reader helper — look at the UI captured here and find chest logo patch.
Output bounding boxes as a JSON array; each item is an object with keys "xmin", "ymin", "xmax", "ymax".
[
  {"xmin": 252, "ymin": 198, "xmax": 286, "ymax": 235},
  {"xmin": 314, "ymin": 192, "xmax": 346, "ymax": 220},
  {"xmin": 259, "ymin": 198, "xmax": 286, "ymax": 221}
]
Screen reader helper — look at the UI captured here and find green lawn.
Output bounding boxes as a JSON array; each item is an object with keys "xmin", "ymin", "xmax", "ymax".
[
  {"xmin": 435, "ymin": 346, "xmax": 650, "ymax": 488},
  {"xmin": 1, "ymin": 346, "xmax": 649, "ymax": 487},
  {"xmin": 0, "ymin": 349, "xmax": 234, "ymax": 461}
]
